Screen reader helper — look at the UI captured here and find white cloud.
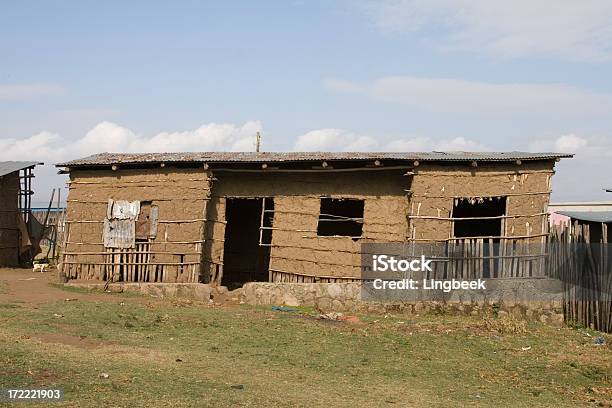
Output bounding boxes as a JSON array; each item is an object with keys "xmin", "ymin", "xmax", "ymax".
[
  {"xmin": 385, "ymin": 137, "xmax": 430, "ymax": 151},
  {"xmin": 360, "ymin": 0, "xmax": 612, "ymax": 61},
  {"xmin": 0, "ymin": 84, "xmax": 65, "ymax": 100},
  {"xmin": 434, "ymin": 137, "xmax": 488, "ymax": 151},
  {"xmin": 528, "ymin": 133, "xmax": 612, "ymax": 157},
  {"xmin": 528, "ymin": 133, "xmax": 612, "ymax": 201},
  {"xmin": 0, "ymin": 120, "xmax": 263, "ymax": 163},
  {"xmin": 551, "ymin": 134, "xmax": 588, "ymax": 153},
  {"xmin": 294, "ymin": 128, "xmax": 378, "ymax": 151},
  {"xmin": 3, "ymin": 122, "xmax": 609, "ymax": 203},
  {"xmin": 294, "ymin": 128, "xmax": 487, "ymax": 152},
  {"xmin": 324, "ymin": 76, "xmax": 612, "ymax": 116},
  {"xmin": 0, "ymin": 131, "xmax": 62, "ymax": 160},
  {"xmin": 387, "ymin": 136, "xmax": 488, "ymax": 152},
  {"xmin": 0, "ymin": 120, "xmax": 264, "ymax": 204}
]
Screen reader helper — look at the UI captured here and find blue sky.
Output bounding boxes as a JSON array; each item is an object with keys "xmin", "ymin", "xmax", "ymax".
[{"xmin": 1, "ymin": 0, "xmax": 611, "ymax": 203}]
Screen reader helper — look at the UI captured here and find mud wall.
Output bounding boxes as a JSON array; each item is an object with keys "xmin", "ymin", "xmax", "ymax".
[
  {"xmin": 408, "ymin": 161, "xmax": 555, "ymax": 241},
  {"xmin": 204, "ymin": 170, "xmax": 410, "ymax": 283},
  {"xmin": 62, "ymin": 167, "xmax": 211, "ymax": 282},
  {"xmin": 0, "ymin": 172, "xmax": 20, "ymax": 266},
  {"xmin": 63, "ymin": 160, "xmax": 557, "ymax": 283}
]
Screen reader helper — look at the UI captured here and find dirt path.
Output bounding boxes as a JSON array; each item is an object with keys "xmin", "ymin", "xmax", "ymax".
[
  {"xmin": 0, "ymin": 267, "xmax": 241, "ymax": 309},
  {"xmin": 0, "ymin": 267, "xmax": 124, "ymax": 306}
]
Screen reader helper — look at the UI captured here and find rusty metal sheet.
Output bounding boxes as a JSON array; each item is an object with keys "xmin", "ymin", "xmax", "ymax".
[
  {"xmin": 135, "ymin": 203, "xmax": 150, "ymax": 240},
  {"xmin": 103, "ymin": 219, "xmax": 135, "ymax": 249}
]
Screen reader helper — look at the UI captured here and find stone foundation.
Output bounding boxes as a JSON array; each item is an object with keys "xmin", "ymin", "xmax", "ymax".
[
  {"xmin": 66, "ymin": 280, "xmax": 565, "ymax": 325},
  {"xmin": 241, "ymin": 281, "xmax": 565, "ymax": 324}
]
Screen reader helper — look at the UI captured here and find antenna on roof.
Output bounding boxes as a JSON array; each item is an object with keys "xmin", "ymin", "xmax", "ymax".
[{"xmin": 255, "ymin": 131, "xmax": 262, "ymax": 152}]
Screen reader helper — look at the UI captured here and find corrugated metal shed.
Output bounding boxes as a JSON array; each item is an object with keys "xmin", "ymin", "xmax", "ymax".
[
  {"xmin": 57, "ymin": 152, "xmax": 572, "ymax": 167},
  {"xmin": 557, "ymin": 211, "xmax": 612, "ymax": 223},
  {"xmin": 0, "ymin": 161, "xmax": 43, "ymax": 177}
]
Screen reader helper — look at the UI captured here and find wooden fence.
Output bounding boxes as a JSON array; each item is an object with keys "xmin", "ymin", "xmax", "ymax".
[
  {"xmin": 62, "ymin": 242, "xmax": 201, "ymax": 283},
  {"xmin": 422, "ymin": 237, "xmax": 547, "ymax": 279},
  {"xmin": 549, "ymin": 222, "xmax": 611, "ymax": 333}
]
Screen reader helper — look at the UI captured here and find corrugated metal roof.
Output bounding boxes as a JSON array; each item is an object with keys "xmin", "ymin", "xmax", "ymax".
[
  {"xmin": 56, "ymin": 151, "xmax": 572, "ymax": 167},
  {"xmin": 0, "ymin": 161, "xmax": 43, "ymax": 177},
  {"xmin": 557, "ymin": 211, "xmax": 612, "ymax": 223}
]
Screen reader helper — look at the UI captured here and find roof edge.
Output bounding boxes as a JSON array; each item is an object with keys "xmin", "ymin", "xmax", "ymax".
[
  {"xmin": 55, "ymin": 151, "xmax": 573, "ymax": 168},
  {"xmin": 0, "ymin": 161, "xmax": 44, "ymax": 177}
]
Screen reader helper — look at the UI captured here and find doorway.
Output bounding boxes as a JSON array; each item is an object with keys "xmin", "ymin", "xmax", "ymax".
[
  {"xmin": 451, "ymin": 196, "xmax": 507, "ymax": 278},
  {"xmin": 222, "ymin": 197, "xmax": 273, "ymax": 288}
]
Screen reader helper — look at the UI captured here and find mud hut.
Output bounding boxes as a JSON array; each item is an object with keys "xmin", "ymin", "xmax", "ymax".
[
  {"xmin": 56, "ymin": 152, "xmax": 571, "ymax": 286},
  {"xmin": 0, "ymin": 161, "xmax": 42, "ymax": 266}
]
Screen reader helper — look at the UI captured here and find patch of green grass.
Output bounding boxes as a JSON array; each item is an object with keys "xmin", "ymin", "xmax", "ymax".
[
  {"xmin": 48, "ymin": 283, "xmax": 146, "ymax": 298},
  {"xmin": 0, "ymin": 297, "xmax": 610, "ymax": 407},
  {"xmin": 48, "ymin": 283, "xmax": 100, "ymax": 294},
  {"xmin": 0, "ymin": 303, "xmax": 21, "ymax": 309}
]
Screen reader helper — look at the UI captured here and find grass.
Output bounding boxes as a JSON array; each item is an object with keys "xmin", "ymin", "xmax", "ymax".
[
  {"xmin": 0, "ymin": 290, "xmax": 610, "ymax": 407},
  {"xmin": 48, "ymin": 282, "xmax": 147, "ymax": 298}
]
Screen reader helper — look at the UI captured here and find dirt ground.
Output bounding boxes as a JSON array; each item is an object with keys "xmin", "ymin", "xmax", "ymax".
[{"xmin": 0, "ymin": 267, "xmax": 113, "ymax": 305}]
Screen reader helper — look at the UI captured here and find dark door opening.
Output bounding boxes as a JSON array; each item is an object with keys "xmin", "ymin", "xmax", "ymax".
[
  {"xmin": 222, "ymin": 198, "xmax": 273, "ymax": 289},
  {"xmin": 451, "ymin": 196, "xmax": 507, "ymax": 278}
]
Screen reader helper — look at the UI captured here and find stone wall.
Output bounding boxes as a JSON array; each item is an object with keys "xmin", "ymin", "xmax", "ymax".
[
  {"xmin": 241, "ymin": 281, "xmax": 564, "ymax": 324},
  {"xmin": 65, "ymin": 279, "xmax": 565, "ymax": 324}
]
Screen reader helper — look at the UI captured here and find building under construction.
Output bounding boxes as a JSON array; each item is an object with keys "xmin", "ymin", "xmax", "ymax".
[{"xmin": 0, "ymin": 161, "xmax": 42, "ymax": 267}]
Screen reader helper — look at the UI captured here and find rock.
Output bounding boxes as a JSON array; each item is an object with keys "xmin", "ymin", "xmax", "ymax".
[
  {"xmin": 331, "ymin": 299, "xmax": 343, "ymax": 310},
  {"xmin": 326, "ymin": 284, "xmax": 344, "ymax": 298},
  {"xmin": 99, "ymin": 373, "xmax": 109, "ymax": 379},
  {"xmin": 317, "ymin": 297, "xmax": 333, "ymax": 312},
  {"xmin": 282, "ymin": 292, "xmax": 300, "ymax": 307}
]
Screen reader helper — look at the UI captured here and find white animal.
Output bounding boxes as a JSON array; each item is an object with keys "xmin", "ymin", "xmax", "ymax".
[{"xmin": 33, "ymin": 263, "xmax": 49, "ymax": 273}]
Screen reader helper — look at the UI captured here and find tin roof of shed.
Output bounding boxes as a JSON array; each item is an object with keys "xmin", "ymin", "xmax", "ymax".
[
  {"xmin": 557, "ymin": 211, "xmax": 612, "ymax": 223},
  {"xmin": 0, "ymin": 161, "xmax": 43, "ymax": 177},
  {"xmin": 57, "ymin": 152, "xmax": 572, "ymax": 167}
]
